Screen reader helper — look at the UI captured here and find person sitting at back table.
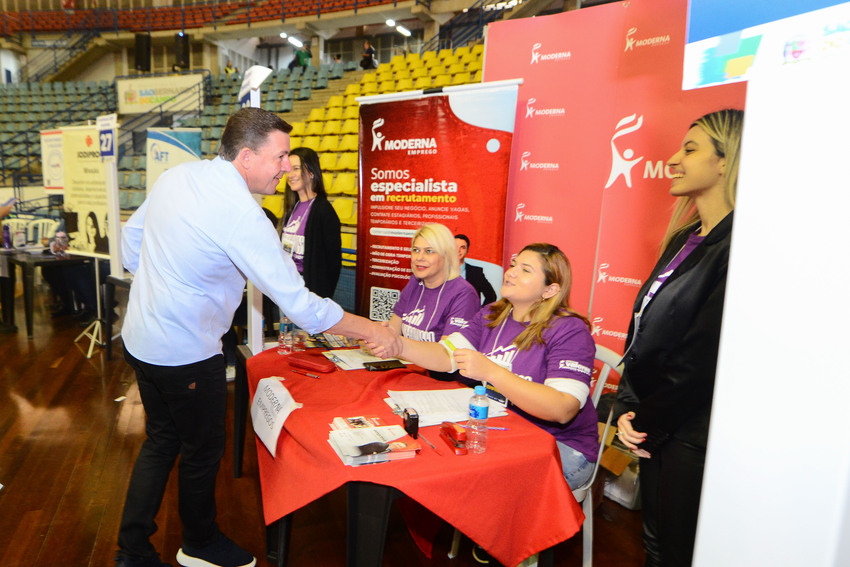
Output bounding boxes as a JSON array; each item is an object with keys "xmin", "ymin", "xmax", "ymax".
[
  {"xmin": 360, "ymin": 40, "xmax": 377, "ymax": 70},
  {"xmin": 387, "ymin": 223, "xmax": 479, "ymax": 344},
  {"xmin": 454, "ymin": 233, "xmax": 497, "ymax": 306},
  {"xmin": 372, "ymin": 243, "xmax": 599, "ymax": 491}
]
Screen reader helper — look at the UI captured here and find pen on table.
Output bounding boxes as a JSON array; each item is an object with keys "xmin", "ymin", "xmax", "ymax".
[
  {"xmin": 290, "ymin": 368, "xmax": 320, "ymax": 379},
  {"xmin": 487, "ymin": 427, "xmax": 508, "ymax": 431},
  {"xmin": 419, "ymin": 432, "xmax": 442, "ymax": 456}
]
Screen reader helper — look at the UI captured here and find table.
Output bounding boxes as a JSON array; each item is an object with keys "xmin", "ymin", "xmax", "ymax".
[
  {"xmin": 246, "ymin": 348, "xmax": 584, "ymax": 567},
  {"xmin": 3, "ymin": 251, "xmax": 91, "ymax": 339}
]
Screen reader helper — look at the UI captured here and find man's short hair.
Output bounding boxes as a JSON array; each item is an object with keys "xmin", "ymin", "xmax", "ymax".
[
  {"xmin": 454, "ymin": 234, "xmax": 470, "ymax": 248},
  {"xmin": 219, "ymin": 107, "xmax": 293, "ymax": 161}
]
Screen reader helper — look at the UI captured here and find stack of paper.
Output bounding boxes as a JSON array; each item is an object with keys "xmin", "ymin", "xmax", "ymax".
[
  {"xmin": 386, "ymin": 388, "xmax": 508, "ymax": 427},
  {"xmin": 328, "ymin": 423, "xmax": 420, "ymax": 466}
]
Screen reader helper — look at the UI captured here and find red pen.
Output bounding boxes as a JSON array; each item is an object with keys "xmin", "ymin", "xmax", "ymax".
[{"xmin": 290, "ymin": 368, "xmax": 320, "ymax": 379}]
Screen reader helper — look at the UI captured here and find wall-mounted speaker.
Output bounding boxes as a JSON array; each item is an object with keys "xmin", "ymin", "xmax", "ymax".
[
  {"xmin": 175, "ymin": 33, "xmax": 190, "ymax": 69},
  {"xmin": 134, "ymin": 33, "xmax": 151, "ymax": 72}
]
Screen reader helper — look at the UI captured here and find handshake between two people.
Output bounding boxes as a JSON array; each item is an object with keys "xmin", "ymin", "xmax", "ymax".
[{"xmin": 364, "ymin": 321, "xmax": 402, "ymax": 359}]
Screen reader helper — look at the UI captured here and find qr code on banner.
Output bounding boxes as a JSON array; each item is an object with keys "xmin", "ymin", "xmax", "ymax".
[{"xmin": 369, "ymin": 287, "xmax": 400, "ymax": 321}]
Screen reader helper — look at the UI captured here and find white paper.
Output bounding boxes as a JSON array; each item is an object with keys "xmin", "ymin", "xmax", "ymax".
[
  {"xmin": 322, "ymin": 348, "xmax": 402, "ymax": 370},
  {"xmin": 251, "ymin": 377, "xmax": 301, "ymax": 457},
  {"xmin": 387, "ymin": 388, "xmax": 508, "ymax": 427}
]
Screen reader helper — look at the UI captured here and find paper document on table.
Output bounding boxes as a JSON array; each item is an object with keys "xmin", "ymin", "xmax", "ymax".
[
  {"xmin": 387, "ymin": 388, "xmax": 508, "ymax": 427},
  {"xmin": 322, "ymin": 348, "xmax": 402, "ymax": 370}
]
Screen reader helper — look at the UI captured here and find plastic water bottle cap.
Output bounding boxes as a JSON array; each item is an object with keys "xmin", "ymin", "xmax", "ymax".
[{"xmin": 474, "ymin": 385, "xmax": 486, "ymax": 396}]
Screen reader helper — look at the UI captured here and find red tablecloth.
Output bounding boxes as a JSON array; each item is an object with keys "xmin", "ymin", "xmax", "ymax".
[{"xmin": 247, "ymin": 348, "xmax": 584, "ymax": 566}]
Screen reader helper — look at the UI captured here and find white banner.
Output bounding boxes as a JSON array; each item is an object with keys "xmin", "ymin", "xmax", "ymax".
[
  {"xmin": 251, "ymin": 378, "xmax": 302, "ymax": 458},
  {"xmin": 116, "ymin": 74, "xmax": 204, "ymax": 115},
  {"xmin": 145, "ymin": 128, "xmax": 202, "ymax": 193}
]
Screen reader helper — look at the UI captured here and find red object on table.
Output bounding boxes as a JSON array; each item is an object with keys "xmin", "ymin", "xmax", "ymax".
[{"xmin": 247, "ymin": 348, "xmax": 584, "ymax": 566}]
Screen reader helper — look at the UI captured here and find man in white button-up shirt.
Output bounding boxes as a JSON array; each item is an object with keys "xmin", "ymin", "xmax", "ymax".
[{"xmin": 116, "ymin": 108, "xmax": 399, "ymax": 567}]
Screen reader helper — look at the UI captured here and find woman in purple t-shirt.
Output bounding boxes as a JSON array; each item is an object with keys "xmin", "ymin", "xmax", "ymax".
[
  {"xmin": 382, "ymin": 243, "xmax": 598, "ymax": 490},
  {"xmin": 388, "ymin": 223, "xmax": 479, "ymax": 342}
]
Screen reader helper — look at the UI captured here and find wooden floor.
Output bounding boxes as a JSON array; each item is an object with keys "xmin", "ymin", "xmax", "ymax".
[{"xmin": 0, "ymin": 283, "xmax": 646, "ymax": 567}]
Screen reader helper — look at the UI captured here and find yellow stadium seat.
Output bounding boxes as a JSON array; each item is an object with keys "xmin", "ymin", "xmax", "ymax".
[
  {"xmin": 468, "ymin": 60, "xmax": 483, "ymax": 73},
  {"xmin": 378, "ymin": 80, "xmax": 395, "ymax": 93},
  {"xmin": 323, "ymin": 120, "xmax": 341, "ymax": 135},
  {"xmin": 332, "ymin": 172, "xmax": 358, "ymax": 196},
  {"xmin": 394, "ymin": 69, "xmax": 411, "ymax": 80},
  {"xmin": 339, "ymin": 134, "xmax": 358, "ymax": 152},
  {"xmin": 432, "ymin": 74, "xmax": 451, "ymax": 88},
  {"xmin": 341, "ymin": 119, "xmax": 358, "ymax": 135},
  {"xmin": 396, "ymin": 78, "xmax": 414, "ymax": 92},
  {"xmin": 262, "ymin": 193, "xmax": 285, "ymax": 219},
  {"xmin": 411, "ymin": 67, "xmax": 428, "ymax": 79},
  {"xmin": 324, "ymin": 106, "xmax": 343, "ymax": 121},
  {"xmin": 390, "ymin": 54, "xmax": 406, "ymax": 67},
  {"xmin": 340, "ymin": 232, "xmax": 356, "ymax": 267},
  {"xmin": 448, "ymin": 63, "xmax": 466, "ymax": 75},
  {"xmin": 289, "ymin": 121, "xmax": 306, "ymax": 136},
  {"xmin": 422, "ymin": 50, "xmax": 438, "ymax": 62},
  {"xmin": 361, "ymin": 82, "xmax": 378, "ymax": 95},
  {"xmin": 405, "ymin": 52, "xmax": 421, "ymax": 65},
  {"xmin": 472, "ymin": 70, "xmax": 482, "ymax": 83},
  {"xmin": 424, "ymin": 57, "xmax": 442, "ymax": 69},
  {"xmin": 455, "ymin": 46, "xmax": 471, "ymax": 58},
  {"xmin": 322, "ymin": 172, "xmax": 335, "ymax": 193},
  {"xmin": 428, "ymin": 65, "xmax": 447, "ymax": 77},
  {"xmin": 461, "ymin": 52, "xmax": 477, "ymax": 65},
  {"xmin": 451, "ymin": 72, "xmax": 471, "ymax": 85},
  {"xmin": 319, "ymin": 152, "xmax": 338, "ymax": 171},
  {"xmin": 328, "ymin": 95, "xmax": 344, "ymax": 107},
  {"xmin": 307, "ymin": 107, "xmax": 324, "ymax": 122},
  {"xmin": 336, "ymin": 152, "xmax": 358, "ymax": 171},
  {"xmin": 413, "ymin": 76, "xmax": 432, "ymax": 90},
  {"xmin": 319, "ymin": 136, "xmax": 339, "ymax": 153},
  {"xmin": 438, "ymin": 48, "xmax": 453, "ymax": 59},
  {"xmin": 344, "ymin": 83, "xmax": 361, "ymax": 96},
  {"xmin": 332, "ymin": 197, "xmax": 358, "ymax": 226},
  {"xmin": 344, "ymin": 94, "xmax": 359, "ymax": 107},
  {"xmin": 376, "ymin": 62, "xmax": 392, "ymax": 74},
  {"xmin": 442, "ymin": 55, "xmax": 459, "ymax": 67},
  {"xmin": 342, "ymin": 105, "xmax": 359, "ymax": 120},
  {"xmin": 302, "ymin": 136, "xmax": 321, "ymax": 151},
  {"xmin": 290, "ymin": 136, "xmax": 302, "ymax": 148},
  {"xmin": 305, "ymin": 121, "xmax": 324, "ymax": 136},
  {"xmin": 472, "ymin": 44, "xmax": 484, "ymax": 56},
  {"xmin": 361, "ymin": 72, "xmax": 377, "ymax": 83},
  {"xmin": 377, "ymin": 71, "xmax": 394, "ymax": 83}
]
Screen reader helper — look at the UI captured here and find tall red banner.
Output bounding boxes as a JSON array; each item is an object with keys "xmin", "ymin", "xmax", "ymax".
[
  {"xmin": 485, "ymin": 0, "xmax": 746, "ymax": 388},
  {"xmin": 356, "ymin": 84, "xmax": 519, "ymax": 320}
]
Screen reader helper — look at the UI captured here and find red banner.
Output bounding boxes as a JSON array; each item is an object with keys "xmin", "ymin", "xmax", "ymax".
[
  {"xmin": 484, "ymin": 0, "xmax": 746, "ymax": 389},
  {"xmin": 356, "ymin": 84, "xmax": 519, "ymax": 319}
]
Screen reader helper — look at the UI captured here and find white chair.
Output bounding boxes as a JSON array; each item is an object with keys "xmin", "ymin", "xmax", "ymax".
[
  {"xmin": 27, "ymin": 218, "xmax": 59, "ymax": 243},
  {"xmin": 572, "ymin": 344, "xmax": 624, "ymax": 567},
  {"xmin": 3, "ymin": 218, "xmax": 31, "ymax": 244},
  {"xmin": 448, "ymin": 344, "xmax": 623, "ymax": 567}
]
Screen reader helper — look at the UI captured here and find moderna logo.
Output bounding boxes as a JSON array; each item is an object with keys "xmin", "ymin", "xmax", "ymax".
[
  {"xmin": 371, "ymin": 117, "xmax": 437, "ymax": 154},
  {"xmin": 604, "ymin": 114, "xmax": 644, "ymax": 189},
  {"xmin": 519, "ymin": 151, "xmax": 559, "ymax": 172},
  {"xmin": 525, "ymin": 97, "xmax": 565, "ymax": 119},
  {"xmin": 514, "ymin": 202, "xmax": 553, "ymax": 224},
  {"xmin": 530, "ymin": 42, "xmax": 571, "ymax": 64},
  {"xmin": 591, "ymin": 317, "xmax": 628, "ymax": 340},
  {"xmin": 597, "ymin": 262, "xmax": 643, "ymax": 288},
  {"xmin": 624, "ymin": 27, "xmax": 671, "ymax": 52}
]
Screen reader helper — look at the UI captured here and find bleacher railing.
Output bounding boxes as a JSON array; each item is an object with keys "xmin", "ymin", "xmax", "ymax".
[
  {"xmin": 420, "ymin": 0, "xmax": 510, "ymax": 53},
  {"xmin": 18, "ymin": 10, "xmax": 103, "ymax": 83}
]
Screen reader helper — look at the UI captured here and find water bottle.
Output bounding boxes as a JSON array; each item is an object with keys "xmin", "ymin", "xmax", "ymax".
[
  {"xmin": 278, "ymin": 315, "xmax": 293, "ymax": 355},
  {"xmin": 2, "ymin": 225, "xmax": 10, "ymax": 249},
  {"xmin": 466, "ymin": 385, "xmax": 489, "ymax": 454}
]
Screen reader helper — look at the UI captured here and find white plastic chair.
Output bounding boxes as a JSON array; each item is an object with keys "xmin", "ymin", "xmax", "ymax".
[
  {"xmin": 4, "ymin": 218, "xmax": 31, "ymax": 244},
  {"xmin": 572, "ymin": 344, "xmax": 624, "ymax": 567}
]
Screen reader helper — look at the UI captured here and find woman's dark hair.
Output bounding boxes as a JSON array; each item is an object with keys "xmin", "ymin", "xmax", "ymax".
[
  {"xmin": 218, "ymin": 107, "xmax": 293, "ymax": 161},
  {"xmin": 283, "ymin": 146, "xmax": 327, "ymax": 219}
]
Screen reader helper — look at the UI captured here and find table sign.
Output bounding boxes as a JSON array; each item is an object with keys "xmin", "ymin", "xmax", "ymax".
[{"xmin": 251, "ymin": 377, "xmax": 301, "ymax": 457}]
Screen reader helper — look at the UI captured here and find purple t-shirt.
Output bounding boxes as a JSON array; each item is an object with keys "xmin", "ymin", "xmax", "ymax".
[
  {"xmin": 392, "ymin": 275, "xmax": 479, "ymax": 342},
  {"xmin": 458, "ymin": 309, "xmax": 599, "ymax": 462},
  {"xmin": 281, "ymin": 198, "xmax": 314, "ymax": 272}
]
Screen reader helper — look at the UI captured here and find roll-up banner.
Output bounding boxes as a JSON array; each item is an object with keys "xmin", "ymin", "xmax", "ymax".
[
  {"xmin": 356, "ymin": 81, "xmax": 520, "ymax": 320},
  {"xmin": 484, "ymin": 0, "xmax": 746, "ymax": 390},
  {"xmin": 145, "ymin": 128, "xmax": 202, "ymax": 193}
]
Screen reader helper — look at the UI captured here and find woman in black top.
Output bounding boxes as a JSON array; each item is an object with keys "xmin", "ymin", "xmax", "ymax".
[
  {"xmin": 280, "ymin": 147, "xmax": 341, "ymax": 298},
  {"xmin": 615, "ymin": 109, "xmax": 744, "ymax": 567}
]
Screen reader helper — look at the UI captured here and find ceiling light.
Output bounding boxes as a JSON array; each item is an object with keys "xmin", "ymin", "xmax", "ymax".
[
  {"xmin": 386, "ymin": 19, "xmax": 395, "ymax": 27},
  {"xmin": 287, "ymin": 37, "xmax": 303, "ymax": 48},
  {"xmin": 279, "ymin": 32, "xmax": 287, "ymax": 38},
  {"xmin": 396, "ymin": 25, "xmax": 411, "ymax": 37}
]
